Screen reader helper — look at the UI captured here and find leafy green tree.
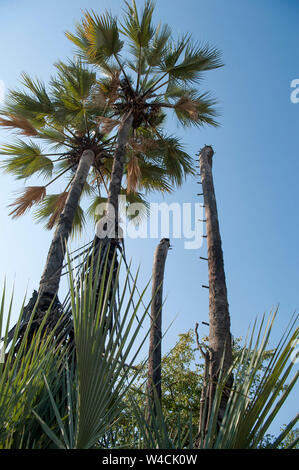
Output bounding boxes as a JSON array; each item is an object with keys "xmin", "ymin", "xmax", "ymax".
[
  {"xmin": 278, "ymin": 427, "xmax": 299, "ymax": 449},
  {"xmin": 108, "ymin": 328, "xmax": 279, "ymax": 447}
]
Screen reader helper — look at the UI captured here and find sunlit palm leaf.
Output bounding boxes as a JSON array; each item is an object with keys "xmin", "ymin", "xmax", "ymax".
[{"xmin": 1, "ymin": 141, "xmax": 53, "ymax": 179}]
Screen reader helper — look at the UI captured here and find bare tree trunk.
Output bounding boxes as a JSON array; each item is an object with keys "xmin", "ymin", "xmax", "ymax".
[
  {"xmin": 196, "ymin": 145, "xmax": 233, "ymax": 444},
  {"xmin": 147, "ymin": 238, "xmax": 170, "ymax": 419},
  {"xmin": 38, "ymin": 149, "xmax": 95, "ymax": 308}
]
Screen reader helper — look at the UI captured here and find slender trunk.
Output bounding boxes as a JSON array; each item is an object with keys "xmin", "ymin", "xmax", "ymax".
[
  {"xmin": 147, "ymin": 238, "xmax": 170, "ymax": 419},
  {"xmin": 106, "ymin": 111, "xmax": 134, "ymax": 238},
  {"xmin": 89, "ymin": 112, "xmax": 133, "ymax": 331},
  {"xmin": 197, "ymin": 145, "xmax": 233, "ymax": 443},
  {"xmin": 38, "ymin": 149, "xmax": 95, "ymax": 308},
  {"xmin": 93, "ymin": 111, "xmax": 133, "ymax": 265}
]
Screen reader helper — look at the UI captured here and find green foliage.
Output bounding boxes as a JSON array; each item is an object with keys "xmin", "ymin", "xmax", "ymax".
[
  {"xmin": 66, "ymin": 0, "xmax": 221, "ymax": 129},
  {"xmin": 1, "ymin": 58, "xmax": 199, "ymax": 234},
  {"xmin": 0, "ymin": 249, "xmax": 151, "ymax": 448},
  {"xmin": 108, "ymin": 313, "xmax": 298, "ymax": 449},
  {"xmin": 0, "ymin": 262, "xmax": 297, "ymax": 449},
  {"xmin": 1, "ymin": 140, "xmax": 53, "ymax": 180}
]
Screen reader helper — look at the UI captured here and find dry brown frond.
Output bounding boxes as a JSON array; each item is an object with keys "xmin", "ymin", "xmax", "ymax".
[
  {"xmin": 99, "ymin": 72, "xmax": 120, "ymax": 106},
  {"xmin": 127, "ymin": 155, "xmax": 141, "ymax": 194},
  {"xmin": 9, "ymin": 186, "xmax": 46, "ymax": 218},
  {"xmin": 0, "ymin": 114, "xmax": 38, "ymax": 136},
  {"xmin": 97, "ymin": 117, "xmax": 120, "ymax": 134},
  {"xmin": 92, "ymin": 90, "xmax": 107, "ymax": 108},
  {"xmin": 128, "ymin": 136, "xmax": 158, "ymax": 155},
  {"xmin": 175, "ymin": 97, "xmax": 199, "ymax": 120},
  {"xmin": 46, "ymin": 192, "xmax": 69, "ymax": 229}
]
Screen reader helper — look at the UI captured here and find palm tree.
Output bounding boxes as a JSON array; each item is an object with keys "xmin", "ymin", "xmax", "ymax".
[
  {"xmin": 0, "ymin": 60, "xmax": 115, "ymax": 313},
  {"xmin": 66, "ymin": 0, "xmax": 221, "ymax": 239},
  {"xmin": 0, "ymin": 59, "xmax": 199, "ymax": 319}
]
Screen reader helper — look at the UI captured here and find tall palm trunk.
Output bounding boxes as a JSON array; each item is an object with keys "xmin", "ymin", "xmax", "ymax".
[
  {"xmin": 106, "ymin": 111, "xmax": 134, "ymax": 236},
  {"xmin": 197, "ymin": 145, "xmax": 233, "ymax": 442},
  {"xmin": 38, "ymin": 149, "xmax": 95, "ymax": 308},
  {"xmin": 92, "ymin": 111, "xmax": 133, "ymax": 287},
  {"xmin": 147, "ymin": 238, "xmax": 170, "ymax": 419},
  {"xmin": 89, "ymin": 112, "xmax": 134, "ymax": 329}
]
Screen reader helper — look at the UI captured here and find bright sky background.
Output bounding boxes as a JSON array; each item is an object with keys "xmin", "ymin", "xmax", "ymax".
[{"xmin": 0, "ymin": 0, "xmax": 298, "ymax": 437}]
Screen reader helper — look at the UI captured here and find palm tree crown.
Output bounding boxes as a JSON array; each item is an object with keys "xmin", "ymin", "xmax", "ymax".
[
  {"xmin": 67, "ymin": 0, "xmax": 221, "ymax": 131},
  {"xmin": 0, "ymin": 60, "xmax": 114, "ymax": 234},
  {"xmin": 66, "ymin": 0, "xmax": 222, "ymax": 218}
]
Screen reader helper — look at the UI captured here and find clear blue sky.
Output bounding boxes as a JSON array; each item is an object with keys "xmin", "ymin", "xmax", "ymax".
[{"xmin": 0, "ymin": 0, "xmax": 298, "ymax": 435}]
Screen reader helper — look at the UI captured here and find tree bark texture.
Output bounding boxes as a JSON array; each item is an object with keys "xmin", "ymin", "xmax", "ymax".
[
  {"xmin": 38, "ymin": 149, "xmax": 95, "ymax": 307},
  {"xmin": 147, "ymin": 238, "xmax": 170, "ymax": 417},
  {"xmin": 197, "ymin": 145, "xmax": 233, "ymax": 443},
  {"xmin": 106, "ymin": 111, "xmax": 134, "ymax": 237}
]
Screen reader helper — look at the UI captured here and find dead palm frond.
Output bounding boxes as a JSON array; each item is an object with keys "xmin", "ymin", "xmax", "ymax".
[
  {"xmin": 98, "ymin": 71, "xmax": 121, "ymax": 105},
  {"xmin": 46, "ymin": 192, "xmax": 69, "ymax": 229},
  {"xmin": 127, "ymin": 154, "xmax": 141, "ymax": 193},
  {"xmin": 0, "ymin": 114, "xmax": 39, "ymax": 137},
  {"xmin": 9, "ymin": 186, "xmax": 46, "ymax": 218},
  {"xmin": 128, "ymin": 136, "xmax": 157, "ymax": 155},
  {"xmin": 97, "ymin": 116, "xmax": 120, "ymax": 134},
  {"xmin": 174, "ymin": 96, "xmax": 199, "ymax": 120}
]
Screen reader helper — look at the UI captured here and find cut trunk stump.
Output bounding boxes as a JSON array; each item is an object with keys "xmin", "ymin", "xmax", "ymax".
[
  {"xmin": 146, "ymin": 238, "xmax": 170, "ymax": 420},
  {"xmin": 196, "ymin": 145, "xmax": 233, "ymax": 445}
]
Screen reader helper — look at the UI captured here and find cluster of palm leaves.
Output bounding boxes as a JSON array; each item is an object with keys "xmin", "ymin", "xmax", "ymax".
[
  {"xmin": 0, "ymin": 0, "xmax": 222, "ymax": 313},
  {"xmin": 0, "ymin": 61, "xmax": 194, "ymax": 234},
  {"xmin": 1, "ymin": 0, "xmax": 220, "ymax": 231}
]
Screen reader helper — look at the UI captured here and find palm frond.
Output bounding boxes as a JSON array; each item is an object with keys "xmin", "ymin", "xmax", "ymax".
[
  {"xmin": 8, "ymin": 186, "xmax": 46, "ymax": 218},
  {"xmin": 6, "ymin": 73, "xmax": 53, "ymax": 120},
  {"xmin": 53, "ymin": 60, "xmax": 97, "ymax": 102},
  {"xmin": 127, "ymin": 154, "xmax": 141, "ymax": 193},
  {"xmin": 145, "ymin": 23, "xmax": 172, "ymax": 68},
  {"xmin": 147, "ymin": 134, "xmax": 195, "ymax": 185},
  {"xmin": 174, "ymin": 91, "xmax": 219, "ymax": 127},
  {"xmin": 46, "ymin": 192, "xmax": 68, "ymax": 229},
  {"xmin": 32, "ymin": 250, "xmax": 151, "ymax": 448},
  {"xmin": 72, "ymin": 204, "xmax": 86, "ymax": 237},
  {"xmin": 120, "ymin": 188, "xmax": 150, "ymax": 223},
  {"xmin": 33, "ymin": 192, "xmax": 85, "ymax": 237},
  {"xmin": 0, "ymin": 114, "xmax": 38, "ymax": 136},
  {"xmin": 122, "ymin": 0, "xmax": 155, "ymax": 48},
  {"xmin": 1, "ymin": 140, "xmax": 54, "ymax": 179},
  {"xmin": 82, "ymin": 10, "xmax": 124, "ymax": 62},
  {"xmin": 33, "ymin": 193, "xmax": 66, "ymax": 228},
  {"xmin": 87, "ymin": 195, "xmax": 108, "ymax": 222}
]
